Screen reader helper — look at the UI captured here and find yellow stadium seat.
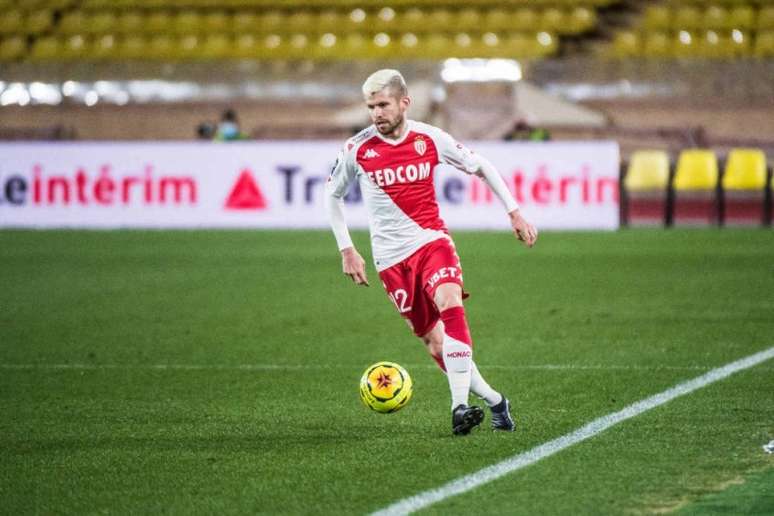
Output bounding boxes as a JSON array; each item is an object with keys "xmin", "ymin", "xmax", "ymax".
[
  {"xmin": 502, "ymin": 33, "xmax": 530, "ymax": 57},
  {"xmin": 258, "ymin": 11, "xmax": 283, "ymax": 33},
  {"xmin": 422, "ymin": 33, "xmax": 453, "ymax": 60},
  {"xmin": 643, "ymin": 5, "xmax": 670, "ymax": 30},
  {"xmin": 568, "ymin": 7, "xmax": 596, "ymax": 34},
  {"xmin": 364, "ymin": 32, "xmax": 394, "ymax": 59},
  {"xmin": 723, "ymin": 148, "xmax": 767, "ymax": 190},
  {"xmin": 758, "ymin": 7, "xmax": 774, "ymax": 30},
  {"xmin": 623, "ymin": 150, "xmax": 670, "ymax": 226},
  {"xmin": 698, "ymin": 30, "xmax": 731, "ymax": 58},
  {"xmin": 203, "ymin": 12, "xmax": 229, "ymax": 33},
  {"xmin": 60, "ymin": 34, "xmax": 89, "ymax": 60},
  {"xmin": 59, "ymin": 11, "xmax": 86, "ymax": 34},
  {"xmin": 456, "ymin": 8, "xmax": 482, "ymax": 31},
  {"xmin": 0, "ymin": 10, "xmax": 23, "ymax": 35},
  {"xmin": 727, "ymin": 29, "xmax": 750, "ymax": 56},
  {"xmin": 673, "ymin": 5, "xmax": 702, "ymax": 31},
  {"xmin": 512, "ymin": 7, "xmax": 538, "ymax": 31},
  {"xmin": 611, "ymin": 30, "xmax": 640, "ymax": 58},
  {"xmin": 374, "ymin": 7, "xmax": 398, "ymax": 32},
  {"xmin": 316, "ymin": 10, "xmax": 342, "ymax": 33},
  {"xmin": 451, "ymin": 32, "xmax": 476, "ymax": 58},
  {"xmin": 728, "ymin": 5, "xmax": 754, "ymax": 30},
  {"xmin": 201, "ymin": 33, "xmax": 230, "ymax": 59},
  {"xmin": 672, "ymin": 30, "xmax": 699, "ymax": 58},
  {"xmin": 88, "ymin": 11, "xmax": 117, "ymax": 34},
  {"xmin": 540, "ymin": 7, "xmax": 565, "ymax": 32},
  {"xmin": 117, "ymin": 34, "xmax": 147, "ymax": 59},
  {"xmin": 703, "ymin": 5, "xmax": 728, "ymax": 30},
  {"xmin": 286, "ymin": 11, "xmax": 315, "ymax": 33},
  {"xmin": 310, "ymin": 32, "xmax": 339, "ymax": 60},
  {"xmin": 643, "ymin": 32, "xmax": 671, "ymax": 58},
  {"xmin": 147, "ymin": 34, "xmax": 175, "ymax": 59},
  {"xmin": 480, "ymin": 32, "xmax": 503, "ymax": 58},
  {"xmin": 117, "ymin": 11, "xmax": 143, "ymax": 33},
  {"xmin": 625, "ymin": 150, "xmax": 670, "ymax": 191},
  {"xmin": 146, "ymin": 11, "xmax": 172, "ymax": 33},
  {"xmin": 673, "ymin": 149, "xmax": 719, "ymax": 225},
  {"xmin": 343, "ymin": 8, "xmax": 367, "ymax": 33},
  {"xmin": 483, "ymin": 8, "xmax": 511, "ymax": 32},
  {"xmin": 233, "ymin": 11, "xmax": 258, "ymax": 33},
  {"xmin": 530, "ymin": 31, "xmax": 558, "ymax": 58},
  {"xmin": 341, "ymin": 32, "xmax": 367, "ymax": 58},
  {"xmin": 428, "ymin": 8, "xmax": 453, "ymax": 32},
  {"xmin": 674, "ymin": 149, "xmax": 718, "ymax": 190},
  {"xmin": 25, "ymin": 10, "xmax": 53, "ymax": 34},
  {"xmin": 0, "ymin": 35, "xmax": 25, "ymax": 61},
  {"xmin": 232, "ymin": 33, "xmax": 257, "ymax": 58},
  {"xmin": 29, "ymin": 35, "xmax": 61, "ymax": 60},
  {"xmin": 401, "ymin": 8, "xmax": 429, "ymax": 32},
  {"xmin": 722, "ymin": 148, "xmax": 768, "ymax": 226},
  {"xmin": 754, "ymin": 31, "xmax": 774, "ymax": 57},
  {"xmin": 261, "ymin": 33, "xmax": 287, "ymax": 59},
  {"xmin": 91, "ymin": 33, "xmax": 117, "ymax": 60},
  {"xmin": 173, "ymin": 10, "xmax": 202, "ymax": 34},
  {"xmin": 176, "ymin": 34, "xmax": 201, "ymax": 59}
]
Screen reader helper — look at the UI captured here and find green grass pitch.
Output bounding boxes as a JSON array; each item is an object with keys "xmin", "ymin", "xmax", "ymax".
[{"xmin": 1, "ymin": 228, "xmax": 773, "ymax": 515}]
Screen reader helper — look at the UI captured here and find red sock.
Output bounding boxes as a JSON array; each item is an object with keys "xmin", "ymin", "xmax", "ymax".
[{"xmin": 440, "ymin": 306, "xmax": 473, "ymax": 346}]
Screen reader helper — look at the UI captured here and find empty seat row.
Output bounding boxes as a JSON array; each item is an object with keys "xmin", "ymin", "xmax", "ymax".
[
  {"xmin": 643, "ymin": 4, "xmax": 774, "ymax": 30},
  {"xmin": 3, "ymin": 31, "xmax": 558, "ymax": 62},
  {"xmin": 611, "ymin": 29, "xmax": 774, "ymax": 58},
  {"xmin": 0, "ymin": 7, "xmax": 596, "ymax": 37},
  {"xmin": 77, "ymin": 0, "xmax": 617, "ymax": 8},
  {"xmin": 623, "ymin": 148, "xmax": 772, "ymax": 227}
]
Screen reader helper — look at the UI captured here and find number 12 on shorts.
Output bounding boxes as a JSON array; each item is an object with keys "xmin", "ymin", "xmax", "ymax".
[{"xmin": 388, "ymin": 288, "xmax": 412, "ymax": 313}]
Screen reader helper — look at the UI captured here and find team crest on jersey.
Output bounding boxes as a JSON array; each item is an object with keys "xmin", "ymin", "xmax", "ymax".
[{"xmin": 414, "ymin": 136, "xmax": 427, "ymax": 156}]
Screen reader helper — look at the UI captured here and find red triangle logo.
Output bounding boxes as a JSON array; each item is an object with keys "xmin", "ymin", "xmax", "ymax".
[{"xmin": 225, "ymin": 169, "xmax": 267, "ymax": 210}]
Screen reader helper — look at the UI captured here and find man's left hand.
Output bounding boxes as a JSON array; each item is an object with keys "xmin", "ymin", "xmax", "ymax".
[{"xmin": 509, "ymin": 209, "xmax": 538, "ymax": 248}]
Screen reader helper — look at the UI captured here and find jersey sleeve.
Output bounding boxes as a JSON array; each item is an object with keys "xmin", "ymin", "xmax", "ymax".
[
  {"xmin": 324, "ymin": 142, "xmax": 358, "ymax": 251},
  {"xmin": 433, "ymin": 128, "xmax": 481, "ymax": 175},
  {"xmin": 326, "ymin": 146, "xmax": 357, "ymax": 199},
  {"xmin": 432, "ymin": 127, "xmax": 519, "ymax": 213}
]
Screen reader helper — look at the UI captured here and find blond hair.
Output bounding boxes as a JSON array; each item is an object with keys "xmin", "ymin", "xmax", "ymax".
[{"xmin": 362, "ymin": 69, "xmax": 408, "ymax": 98}]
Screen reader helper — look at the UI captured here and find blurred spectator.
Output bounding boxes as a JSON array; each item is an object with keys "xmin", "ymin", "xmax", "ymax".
[
  {"xmin": 504, "ymin": 120, "xmax": 551, "ymax": 142},
  {"xmin": 196, "ymin": 121, "xmax": 216, "ymax": 140},
  {"xmin": 215, "ymin": 108, "xmax": 247, "ymax": 141}
]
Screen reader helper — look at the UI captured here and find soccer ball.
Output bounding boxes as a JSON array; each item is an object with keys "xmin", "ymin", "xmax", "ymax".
[{"xmin": 359, "ymin": 361, "xmax": 413, "ymax": 413}]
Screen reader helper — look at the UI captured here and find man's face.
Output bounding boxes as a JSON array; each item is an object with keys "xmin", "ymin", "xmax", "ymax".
[{"xmin": 365, "ymin": 89, "xmax": 409, "ymax": 137}]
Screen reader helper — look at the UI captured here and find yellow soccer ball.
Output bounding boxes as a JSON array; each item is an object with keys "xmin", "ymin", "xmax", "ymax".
[{"xmin": 359, "ymin": 361, "xmax": 413, "ymax": 413}]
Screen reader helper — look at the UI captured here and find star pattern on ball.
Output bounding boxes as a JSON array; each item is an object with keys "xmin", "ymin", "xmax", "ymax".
[{"xmin": 376, "ymin": 371, "xmax": 393, "ymax": 389}]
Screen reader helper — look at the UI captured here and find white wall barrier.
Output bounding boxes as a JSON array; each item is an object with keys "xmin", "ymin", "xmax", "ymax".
[{"xmin": 0, "ymin": 141, "xmax": 619, "ymax": 230}]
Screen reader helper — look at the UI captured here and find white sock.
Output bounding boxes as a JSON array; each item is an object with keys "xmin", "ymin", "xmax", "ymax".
[
  {"xmin": 441, "ymin": 335, "xmax": 472, "ymax": 410},
  {"xmin": 470, "ymin": 361, "xmax": 503, "ymax": 407}
]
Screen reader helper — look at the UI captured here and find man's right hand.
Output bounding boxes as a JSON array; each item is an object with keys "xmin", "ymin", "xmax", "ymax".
[{"xmin": 341, "ymin": 247, "xmax": 370, "ymax": 287}]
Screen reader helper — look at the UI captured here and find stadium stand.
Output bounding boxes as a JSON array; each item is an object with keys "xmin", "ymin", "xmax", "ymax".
[
  {"xmin": 0, "ymin": 2, "xmax": 613, "ymax": 62},
  {"xmin": 607, "ymin": 1, "xmax": 774, "ymax": 59}
]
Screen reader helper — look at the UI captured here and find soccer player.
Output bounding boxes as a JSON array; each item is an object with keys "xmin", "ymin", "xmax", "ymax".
[{"xmin": 325, "ymin": 69, "xmax": 538, "ymax": 435}]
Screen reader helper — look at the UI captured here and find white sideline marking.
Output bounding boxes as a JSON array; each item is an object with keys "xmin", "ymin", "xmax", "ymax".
[{"xmin": 371, "ymin": 346, "xmax": 774, "ymax": 516}]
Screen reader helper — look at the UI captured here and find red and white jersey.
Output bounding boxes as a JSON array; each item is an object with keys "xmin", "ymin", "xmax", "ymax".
[{"xmin": 326, "ymin": 120, "xmax": 484, "ymax": 271}]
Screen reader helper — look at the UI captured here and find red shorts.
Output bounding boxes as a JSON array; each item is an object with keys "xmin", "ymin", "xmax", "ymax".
[{"xmin": 378, "ymin": 237, "xmax": 466, "ymax": 337}]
